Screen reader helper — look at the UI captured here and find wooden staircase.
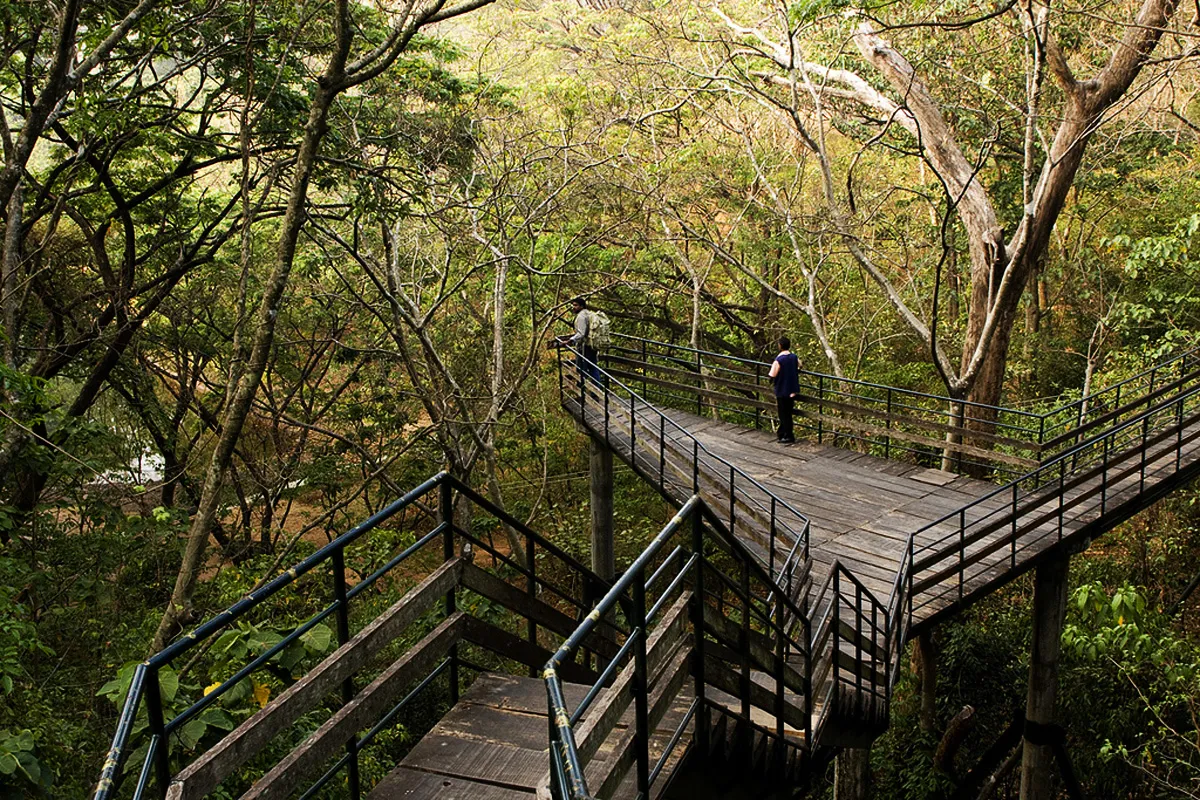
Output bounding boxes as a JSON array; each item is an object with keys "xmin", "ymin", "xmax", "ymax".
[{"xmin": 95, "ymin": 337, "xmax": 1200, "ymax": 799}]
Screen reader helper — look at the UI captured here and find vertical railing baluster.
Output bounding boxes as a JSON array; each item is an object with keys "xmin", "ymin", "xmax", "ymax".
[
  {"xmin": 728, "ymin": 465, "xmax": 736, "ymax": 536},
  {"xmin": 441, "ymin": 481, "xmax": 458, "ymax": 705},
  {"xmin": 1178, "ymin": 394, "xmax": 1185, "ymax": 471},
  {"xmin": 817, "ymin": 374, "xmax": 824, "ymax": 443},
  {"xmin": 958, "ymin": 508, "xmax": 966, "ymax": 600},
  {"xmin": 691, "ymin": 511, "xmax": 709, "ymax": 756},
  {"xmin": 527, "ymin": 532, "xmax": 536, "ymax": 676},
  {"xmin": 774, "ymin": 588, "xmax": 785, "ymax": 745},
  {"xmin": 1058, "ymin": 459, "xmax": 1065, "ymax": 542},
  {"xmin": 604, "ymin": 376, "xmax": 610, "ymax": 446},
  {"xmin": 832, "ymin": 568, "xmax": 841, "ymax": 712},
  {"xmin": 1101, "ymin": 435, "xmax": 1109, "ymax": 514},
  {"xmin": 769, "ymin": 497, "xmax": 777, "ymax": 583},
  {"xmin": 332, "ymin": 547, "xmax": 360, "ymax": 798},
  {"xmin": 855, "ymin": 584, "xmax": 864, "ymax": 717},
  {"xmin": 1011, "ymin": 483, "xmax": 1018, "ymax": 569},
  {"xmin": 659, "ymin": 415, "xmax": 666, "ymax": 490},
  {"xmin": 755, "ymin": 363, "xmax": 763, "ymax": 430},
  {"xmin": 632, "ymin": 573, "xmax": 650, "ymax": 796},
  {"xmin": 630, "ymin": 392, "xmax": 637, "ymax": 458},
  {"xmin": 642, "ymin": 338, "xmax": 648, "ymax": 398},
  {"xmin": 696, "ymin": 349, "xmax": 703, "ymax": 415},
  {"xmin": 740, "ymin": 560, "xmax": 752, "ymax": 731},
  {"xmin": 885, "ymin": 388, "xmax": 892, "ymax": 459},
  {"xmin": 1141, "ymin": 415, "xmax": 1150, "ymax": 492},
  {"xmin": 144, "ymin": 667, "xmax": 169, "ymax": 800}
]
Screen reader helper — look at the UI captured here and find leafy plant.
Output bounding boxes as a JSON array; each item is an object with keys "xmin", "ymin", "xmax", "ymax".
[{"xmin": 0, "ymin": 729, "xmax": 50, "ymax": 796}]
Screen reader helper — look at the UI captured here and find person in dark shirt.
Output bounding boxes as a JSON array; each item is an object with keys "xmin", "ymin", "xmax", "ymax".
[{"xmin": 768, "ymin": 336, "xmax": 800, "ymax": 443}]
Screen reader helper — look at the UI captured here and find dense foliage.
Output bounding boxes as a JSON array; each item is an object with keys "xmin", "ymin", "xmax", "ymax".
[{"xmin": 1, "ymin": 0, "xmax": 1199, "ymax": 796}]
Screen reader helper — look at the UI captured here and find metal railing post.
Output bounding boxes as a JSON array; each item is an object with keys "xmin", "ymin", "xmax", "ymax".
[
  {"xmin": 1102, "ymin": 435, "xmax": 1110, "ymax": 514},
  {"xmin": 817, "ymin": 374, "xmax": 824, "ymax": 443},
  {"xmin": 441, "ymin": 481, "xmax": 459, "ymax": 704},
  {"xmin": 885, "ymin": 388, "xmax": 892, "ymax": 459},
  {"xmin": 728, "ymin": 465, "xmax": 736, "ymax": 537},
  {"xmin": 958, "ymin": 508, "xmax": 966, "ymax": 600},
  {"xmin": 659, "ymin": 415, "xmax": 666, "ymax": 490},
  {"xmin": 1178, "ymin": 394, "xmax": 1185, "ymax": 470},
  {"xmin": 630, "ymin": 393, "xmax": 637, "ymax": 456},
  {"xmin": 632, "ymin": 574, "xmax": 651, "ymax": 796},
  {"xmin": 740, "ymin": 560, "xmax": 752, "ymax": 730},
  {"xmin": 1058, "ymin": 460, "xmax": 1065, "ymax": 541},
  {"xmin": 755, "ymin": 363, "xmax": 763, "ymax": 430},
  {"xmin": 1141, "ymin": 415, "xmax": 1150, "ymax": 491},
  {"xmin": 691, "ymin": 511, "xmax": 709, "ymax": 755},
  {"xmin": 144, "ymin": 666, "xmax": 170, "ymax": 799},
  {"xmin": 831, "ymin": 568, "xmax": 841, "ymax": 703},
  {"xmin": 774, "ymin": 590, "xmax": 785, "ymax": 745},
  {"xmin": 642, "ymin": 338, "xmax": 648, "ymax": 398},
  {"xmin": 769, "ymin": 497, "xmax": 777, "ymax": 582},
  {"xmin": 331, "ymin": 547, "xmax": 360, "ymax": 798},
  {"xmin": 1011, "ymin": 483, "xmax": 1018, "ymax": 569},
  {"xmin": 527, "ymin": 532, "xmax": 537, "ymax": 676}
]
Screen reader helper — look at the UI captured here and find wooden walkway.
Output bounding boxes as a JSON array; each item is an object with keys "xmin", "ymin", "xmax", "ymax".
[
  {"xmin": 371, "ymin": 674, "xmax": 692, "ymax": 800},
  {"xmin": 566, "ymin": 384, "xmax": 1200, "ymax": 631}
]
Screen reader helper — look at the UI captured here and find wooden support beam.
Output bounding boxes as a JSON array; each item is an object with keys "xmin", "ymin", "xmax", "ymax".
[
  {"xmin": 590, "ymin": 436, "xmax": 615, "ymax": 582},
  {"xmin": 1020, "ymin": 554, "xmax": 1069, "ymax": 800}
]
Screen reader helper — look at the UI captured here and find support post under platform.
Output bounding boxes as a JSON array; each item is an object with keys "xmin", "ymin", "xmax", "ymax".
[
  {"xmin": 1020, "ymin": 554, "xmax": 1069, "ymax": 800},
  {"xmin": 590, "ymin": 436, "xmax": 615, "ymax": 582}
]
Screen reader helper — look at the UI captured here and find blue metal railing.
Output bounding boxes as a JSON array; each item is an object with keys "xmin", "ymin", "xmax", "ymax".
[{"xmin": 95, "ymin": 472, "xmax": 610, "ymax": 800}]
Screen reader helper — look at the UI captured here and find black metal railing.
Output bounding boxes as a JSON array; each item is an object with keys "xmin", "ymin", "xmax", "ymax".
[
  {"xmin": 545, "ymin": 494, "xmax": 813, "ymax": 800},
  {"xmin": 555, "ymin": 345, "xmax": 810, "ymax": 600},
  {"xmin": 558, "ymin": 331, "xmax": 1200, "ymax": 767},
  {"xmin": 95, "ymin": 472, "xmax": 611, "ymax": 800},
  {"xmin": 910, "ymin": 374, "xmax": 1200, "ymax": 618},
  {"xmin": 603, "ymin": 334, "xmax": 1047, "ymax": 478}
]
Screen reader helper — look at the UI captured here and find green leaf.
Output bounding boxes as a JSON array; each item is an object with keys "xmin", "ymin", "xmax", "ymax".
[
  {"xmin": 300, "ymin": 623, "xmax": 333, "ymax": 653},
  {"xmin": 158, "ymin": 668, "xmax": 180, "ymax": 704},
  {"xmin": 178, "ymin": 718, "xmax": 207, "ymax": 750}
]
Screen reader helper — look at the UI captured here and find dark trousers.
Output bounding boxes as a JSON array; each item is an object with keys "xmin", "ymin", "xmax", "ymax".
[
  {"xmin": 575, "ymin": 343, "xmax": 601, "ymax": 384},
  {"xmin": 776, "ymin": 394, "xmax": 795, "ymax": 441}
]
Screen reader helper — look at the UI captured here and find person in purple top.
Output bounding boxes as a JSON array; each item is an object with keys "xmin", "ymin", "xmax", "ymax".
[{"xmin": 768, "ymin": 336, "xmax": 800, "ymax": 444}]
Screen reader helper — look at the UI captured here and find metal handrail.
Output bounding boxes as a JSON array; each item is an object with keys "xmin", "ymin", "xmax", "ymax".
[
  {"xmin": 556, "ymin": 345, "xmax": 811, "ymax": 589},
  {"xmin": 577, "ymin": 331, "xmax": 1200, "ymax": 768},
  {"xmin": 545, "ymin": 494, "xmax": 813, "ymax": 800},
  {"xmin": 95, "ymin": 471, "xmax": 611, "ymax": 800},
  {"xmin": 607, "ymin": 333, "xmax": 1200, "ymax": 475}
]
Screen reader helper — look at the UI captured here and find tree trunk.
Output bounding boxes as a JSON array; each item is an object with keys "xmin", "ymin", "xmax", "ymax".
[{"xmin": 151, "ymin": 21, "xmax": 351, "ymax": 650}]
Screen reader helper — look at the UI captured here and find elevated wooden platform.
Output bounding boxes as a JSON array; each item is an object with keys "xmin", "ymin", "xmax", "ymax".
[{"xmin": 566, "ymin": 387, "xmax": 1200, "ymax": 632}]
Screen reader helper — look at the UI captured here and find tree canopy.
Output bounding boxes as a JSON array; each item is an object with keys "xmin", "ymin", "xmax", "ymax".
[{"xmin": 3, "ymin": 0, "xmax": 1200, "ymax": 795}]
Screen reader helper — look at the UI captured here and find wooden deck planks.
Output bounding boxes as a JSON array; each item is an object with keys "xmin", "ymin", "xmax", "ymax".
[
  {"xmin": 569, "ymin": 395, "xmax": 1200, "ymax": 632},
  {"xmin": 371, "ymin": 673, "xmax": 693, "ymax": 800}
]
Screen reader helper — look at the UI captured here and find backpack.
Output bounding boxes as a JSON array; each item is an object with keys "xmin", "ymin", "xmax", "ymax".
[{"xmin": 588, "ymin": 310, "xmax": 612, "ymax": 350}]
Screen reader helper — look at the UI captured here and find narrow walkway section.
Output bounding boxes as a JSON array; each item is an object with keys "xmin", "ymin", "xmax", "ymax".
[
  {"xmin": 371, "ymin": 674, "xmax": 692, "ymax": 800},
  {"xmin": 667, "ymin": 408, "xmax": 997, "ymax": 592},
  {"xmin": 566, "ymin": 381, "xmax": 1200, "ymax": 631}
]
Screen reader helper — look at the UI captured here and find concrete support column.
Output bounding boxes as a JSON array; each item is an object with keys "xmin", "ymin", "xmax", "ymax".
[
  {"xmin": 835, "ymin": 747, "xmax": 871, "ymax": 800},
  {"xmin": 1020, "ymin": 554, "xmax": 1070, "ymax": 800},
  {"xmin": 589, "ymin": 437, "xmax": 614, "ymax": 581}
]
